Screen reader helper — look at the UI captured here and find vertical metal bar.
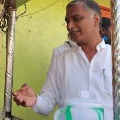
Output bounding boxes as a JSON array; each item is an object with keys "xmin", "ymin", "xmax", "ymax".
[
  {"xmin": 111, "ymin": 0, "xmax": 120, "ymax": 120},
  {"xmin": 4, "ymin": 8, "xmax": 16, "ymax": 120}
]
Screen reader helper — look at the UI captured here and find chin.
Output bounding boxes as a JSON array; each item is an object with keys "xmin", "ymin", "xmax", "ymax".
[
  {"xmin": 73, "ymin": 38, "xmax": 81, "ymax": 43},
  {"xmin": 72, "ymin": 38, "xmax": 79, "ymax": 42}
]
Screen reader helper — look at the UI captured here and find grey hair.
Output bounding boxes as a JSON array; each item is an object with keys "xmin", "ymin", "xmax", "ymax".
[{"xmin": 66, "ymin": 0, "xmax": 102, "ymax": 26}]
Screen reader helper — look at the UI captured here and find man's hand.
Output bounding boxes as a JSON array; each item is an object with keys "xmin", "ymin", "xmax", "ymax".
[{"xmin": 12, "ymin": 84, "xmax": 37, "ymax": 107}]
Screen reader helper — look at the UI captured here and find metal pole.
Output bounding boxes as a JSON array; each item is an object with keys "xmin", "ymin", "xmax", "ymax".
[
  {"xmin": 3, "ymin": 3, "xmax": 22, "ymax": 119},
  {"xmin": 111, "ymin": 0, "xmax": 120, "ymax": 120},
  {"xmin": 0, "ymin": 0, "xmax": 30, "ymax": 119},
  {"xmin": 3, "ymin": 7, "xmax": 16, "ymax": 120}
]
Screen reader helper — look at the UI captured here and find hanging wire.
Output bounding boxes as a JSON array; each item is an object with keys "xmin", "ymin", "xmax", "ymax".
[
  {"xmin": 20, "ymin": 0, "xmax": 60, "ymax": 17},
  {"xmin": 0, "ymin": 6, "xmax": 7, "ymax": 32},
  {"xmin": 0, "ymin": 0, "xmax": 10, "ymax": 33},
  {"xmin": 0, "ymin": 2, "xmax": 27, "ymax": 32},
  {"xmin": 0, "ymin": 11, "xmax": 9, "ymax": 32},
  {"xmin": 0, "ymin": 0, "xmax": 67, "ymax": 32},
  {"xmin": 16, "ymin": 3, "xmax": 27, "ymax": 20}
]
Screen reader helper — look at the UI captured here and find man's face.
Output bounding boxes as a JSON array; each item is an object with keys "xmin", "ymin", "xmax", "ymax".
[{"xmin": 65, "ymin": 3, "xmax": 99, "ymax": 44}]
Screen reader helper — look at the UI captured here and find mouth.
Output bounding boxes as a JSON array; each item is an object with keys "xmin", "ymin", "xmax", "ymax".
[
  {"xmin": 69, "ymin": 30, "xmax": 80, "ymax": 35},
  {"xmin": 69, "ymin": 30, "xmax": 80, "ymax": 39}
]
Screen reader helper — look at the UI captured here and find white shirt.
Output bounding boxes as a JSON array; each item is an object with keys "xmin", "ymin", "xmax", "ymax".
[
  {"xmin": 53, "ymin": 39, "xmax": 76, "ymax": 56},
  {"xmin": 33, "ymin": 40, "xmax": 113, "ymax": 120}
]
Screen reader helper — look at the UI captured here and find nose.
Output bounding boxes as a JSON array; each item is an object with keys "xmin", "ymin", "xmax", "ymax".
[{"xmin": 67, "ymin": 20, "xmax": 75, "ymax": 31}]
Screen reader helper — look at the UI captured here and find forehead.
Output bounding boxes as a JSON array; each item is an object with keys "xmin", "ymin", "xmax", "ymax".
[{"xmin": 65, "ymin": 4, "xmax": 90, "ymax": 18}]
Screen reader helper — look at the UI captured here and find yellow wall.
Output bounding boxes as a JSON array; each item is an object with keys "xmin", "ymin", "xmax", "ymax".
[
  {"xmin": 95, "ymin": 0, "xmax": 110, "ymax": 7},
  {"xmin": 0, "ymin": 0, "xmax": 110, "ymax": 120}
]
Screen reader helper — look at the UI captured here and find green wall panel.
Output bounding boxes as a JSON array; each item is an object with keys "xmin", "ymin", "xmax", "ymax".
[{"xmin": 13, "ymin": 0, "xmax": 68, "ymax": 119}]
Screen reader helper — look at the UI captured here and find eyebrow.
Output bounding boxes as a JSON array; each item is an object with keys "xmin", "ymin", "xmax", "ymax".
[{"xmin": 65, "ymin": 14, "xmax": 84, "ymax": 21}]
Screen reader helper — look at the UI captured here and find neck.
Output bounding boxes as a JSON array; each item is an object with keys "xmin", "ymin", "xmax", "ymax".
[{"xmin": 78, "ymin": 36, "xmax": 102, "ymax": 62}]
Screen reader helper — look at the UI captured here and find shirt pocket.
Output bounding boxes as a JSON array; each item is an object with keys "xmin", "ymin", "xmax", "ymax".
[{"xmin": 91, "ymin": 68, "xmax": 112, "ymax": 97}]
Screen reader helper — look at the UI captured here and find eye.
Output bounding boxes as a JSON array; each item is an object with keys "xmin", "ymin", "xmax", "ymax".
[{"xmin": 73, "ymin": 16, "xmax": 83, "ymax": 22}]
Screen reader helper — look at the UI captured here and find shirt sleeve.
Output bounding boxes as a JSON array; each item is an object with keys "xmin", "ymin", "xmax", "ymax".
[
  {"xmin": 32, "ymin": 95, "xmax": 55, "ymax": 115},
  {"xmin": 32, "ymin": 55, "xmax": 59, "ymax": 115}
]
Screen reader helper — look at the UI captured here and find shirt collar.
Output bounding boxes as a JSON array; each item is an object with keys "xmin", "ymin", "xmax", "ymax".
[
  {"xmin": 96, "ymin": 39, "xmax": 106, "ymax": 51},
  {"xmin": 72, "ymin": 39, "xmax": 106, "ymax": 52},
  {"xmin": 68, "ymin": 39, "xmax": 77, "ymax": 47}
]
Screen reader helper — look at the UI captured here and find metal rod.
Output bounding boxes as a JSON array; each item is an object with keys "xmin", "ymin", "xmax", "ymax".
[
  {"xmin": 111, "ymin": 0, "xmax": 120, "ymax": 120},
  {"xmin": 3, "ymin": 8, "xmax": 16, "ymax": 120}
]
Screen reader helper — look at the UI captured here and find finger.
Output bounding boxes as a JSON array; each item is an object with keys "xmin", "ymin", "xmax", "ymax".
[
  {"xmin": 12, "ymin": 84, "xmax": 29, "ymax": 96},
  {"xmin": 13, "ymin": 95, "xmax": 25, "ymax": 107},
  {"xmin": 21, "ymin": 100, "xmax": 27, "ymax": 107},
  {"xmin": 12, "ymin": 91, "xmax": 19, "ymax": 96},
  {"xmin": 13, "ymin": 98, "xmax": 22, "ymax": 106},
  {"xmin": 21, "ymin": 83, "xmax": 29, "ymax": 88},
  {"xmin": 13, "ymin": 94, "xmax": 23, "ymax": 102},
  {"xmin": 13, "ymin": 96, "xmax": 23, "ymax": 103},
  {"xmin": 20, "ymin": 84, "xmax": 30, "ymax": 91},
  {"xmin": 14, "ymin": 97, "xmax": 27, "ymax": 107},
  {"xmin": 13, "ymin": 90, "xmax": 24, "ymax": 96},
  {"xmin": 13, "ymin": 97, "xmax": 21, "ymax": 103}
]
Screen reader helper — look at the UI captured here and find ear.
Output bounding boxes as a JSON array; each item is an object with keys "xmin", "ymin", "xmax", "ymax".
[{"xmin": 93, "ymin": 14, "xmax": 101, "ymax": 27}]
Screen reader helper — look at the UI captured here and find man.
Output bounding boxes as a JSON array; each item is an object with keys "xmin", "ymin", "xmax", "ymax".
[
  {"xmin": 13, "ymin": 0, "xmax": 113, "ymax": 120},
  {"xmin": 100, "ymin": 17, "xmax": 111, "ymax": 45}
]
